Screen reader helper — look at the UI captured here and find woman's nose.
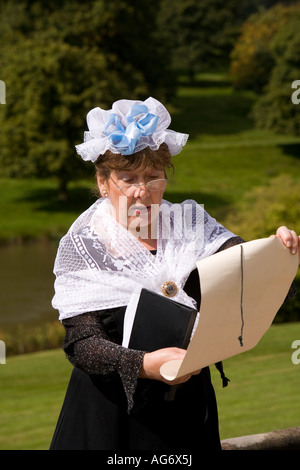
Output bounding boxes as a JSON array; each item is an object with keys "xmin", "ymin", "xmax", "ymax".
[{"xmin": 133, "ymin": 183, "xmax": 149, "ymax": 199}]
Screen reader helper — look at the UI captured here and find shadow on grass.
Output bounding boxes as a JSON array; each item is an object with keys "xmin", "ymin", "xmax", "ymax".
[
  {"xmin": 278, "ymin": 143, "xmax": 300, "ymax": 160},
  {"xmin": 164, "ymin": 190, "xmax": 232, "ymax": 219},
  {"xmin": 16, "ymin": 185, "xmax": 231, "ymax": 219},
  {"xmin": 16, "ymin": 184, "xmax": 98, "ymax": 213},
  {"xmin": 171, "ymin": 90, "xmax": 255, "ymax": 139}
]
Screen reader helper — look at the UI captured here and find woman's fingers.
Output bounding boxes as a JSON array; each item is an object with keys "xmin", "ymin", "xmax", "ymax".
[
  {"xmin": 272, "ymin": 226, "xmax": 299, "ymax": 255},
  {"xmin": 140, "ymin": 347, "xmax": 202, "ymax": 384}
]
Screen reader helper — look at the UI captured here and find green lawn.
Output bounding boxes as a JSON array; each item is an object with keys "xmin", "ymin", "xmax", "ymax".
[
  {"xmin": 0, "ymin": 349, "xmax": 72, "ymax": 450},
  {"xmin": 0, "ymin": 177, "xmax": 97, "ymax": 243},
  {"xmin": 211, "ymin": 322, "xmax": 300, "ymax": 440},
  {"xmin": 0, "ymin": 322, "xmax": 299, "ymax": 450}
]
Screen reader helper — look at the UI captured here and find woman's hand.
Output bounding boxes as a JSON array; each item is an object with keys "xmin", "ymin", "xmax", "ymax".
[
  {"xmin": 139, "ymin": 347, "xmax": 201, "ymax": 384},
  {"xmin": 270, "ymin": 226, "xmax": 300, "ymax": 264}
]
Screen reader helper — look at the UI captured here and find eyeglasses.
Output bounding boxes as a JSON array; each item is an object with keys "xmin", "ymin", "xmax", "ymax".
[{"xmin": 110, "ymin": 177, "xmax": 167, "ymax": 196}]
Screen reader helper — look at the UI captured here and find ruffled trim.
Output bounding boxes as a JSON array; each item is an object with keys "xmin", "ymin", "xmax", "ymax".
[{"xmin": 75, "ymin": 97, "xmax": 189, "ymax": 162}]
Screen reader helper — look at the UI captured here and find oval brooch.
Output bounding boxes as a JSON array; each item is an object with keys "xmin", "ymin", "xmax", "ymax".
[{"xmin": 162, "ymin": 281, "xmax": 178, "ymax": 298}]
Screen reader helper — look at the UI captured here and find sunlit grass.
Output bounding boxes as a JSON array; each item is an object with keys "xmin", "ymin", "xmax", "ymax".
[
  {"xmin": 211, "ymin": 322, "xmax": 300, "ymax": 440},
  {"xmin": 0, "ymin": 349, "xmax": 71, "ymax": 450}
]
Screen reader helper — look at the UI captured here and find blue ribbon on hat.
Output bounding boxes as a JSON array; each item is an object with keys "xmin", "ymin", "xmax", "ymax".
[{"xmin": 103, "ymin": 104, "xmax": 159, "ymax": 155}]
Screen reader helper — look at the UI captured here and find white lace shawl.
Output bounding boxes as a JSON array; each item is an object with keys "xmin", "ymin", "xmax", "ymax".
[{"xmin": 52, "ymin": 198, "xmax": 235, "ymax": 321}]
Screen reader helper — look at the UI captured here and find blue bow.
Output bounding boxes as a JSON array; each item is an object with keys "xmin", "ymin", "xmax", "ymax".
[{"xmin": 104, "ymin": 104, "xmax": 159, "ymax": 155}]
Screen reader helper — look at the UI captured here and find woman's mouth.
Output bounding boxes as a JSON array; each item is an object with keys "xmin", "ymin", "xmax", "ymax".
[{"xmin": 134, "ymin": 205, "xmax": 151, "ymax": 216}]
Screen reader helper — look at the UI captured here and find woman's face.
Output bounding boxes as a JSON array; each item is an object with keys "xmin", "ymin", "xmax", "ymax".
[{"xmin": 97, "ymin": 167, "xmax": 166, "ymax": 238}]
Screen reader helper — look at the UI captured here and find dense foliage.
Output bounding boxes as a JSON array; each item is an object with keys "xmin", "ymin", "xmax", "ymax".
[
  {"xmin": 157, "ymin": 0, "xmax": 260, "ymax": 83},
  {"xmin": 230, "ymin": 2, "xmax": 300, "ymax": 135},
  {"xmin": 230, "ymin": 3, "xmax": 299, "ymax": 93},
  {"xmin": 252, "ymin": 11, "xmax": 300, "ymax": 135},
  {"xmin": 0, "ymin": 0, "xmax": 173, "ymax": 197}
]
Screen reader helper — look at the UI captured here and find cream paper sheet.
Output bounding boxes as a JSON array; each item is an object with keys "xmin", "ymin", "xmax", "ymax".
[{"xmin": 160, "ymin": 237, "xmax": 299, "ymax": 381}]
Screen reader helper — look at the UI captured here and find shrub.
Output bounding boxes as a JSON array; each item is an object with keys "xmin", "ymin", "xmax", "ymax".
[
  {"xmin": 1, "ymin": 322, "xmax": 65, "ymax": 356},
  {"xmin": 252, "ymin": 11, "xmax": 300, "ymax": 135},
  {"xmin": 230, "ymin": 3, "xmax": 300, "ymax": 93}
]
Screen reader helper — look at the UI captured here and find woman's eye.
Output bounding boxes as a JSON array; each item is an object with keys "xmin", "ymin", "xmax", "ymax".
[
  {"xmin": 120, "ymin": 174, "xmax": 160, "ymax": 183},
  {"xmin": 120, "ymin": 175, "xmax": 134, "ymax": 182},
  {"xmin": 122, "ymin": 178, "xmax": 134, "ymax": 183}
]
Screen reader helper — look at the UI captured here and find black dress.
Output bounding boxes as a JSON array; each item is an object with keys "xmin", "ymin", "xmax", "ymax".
[{"xmin": 50, "ymin": 239, "xmax": 244, "ymax": 451}]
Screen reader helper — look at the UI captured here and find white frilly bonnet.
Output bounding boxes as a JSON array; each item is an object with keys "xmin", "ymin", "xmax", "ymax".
[{"xmin": 75, "ymin": 96, "xmax": 189, "ymax": 162}]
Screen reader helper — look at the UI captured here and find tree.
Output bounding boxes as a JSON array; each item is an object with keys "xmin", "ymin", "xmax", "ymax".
[
  {"xmin": 0, "ymin": 0, "xmax": 174, "ymax": 198},
  {"xmin": 251, "ymin": 11, "xmax": 300, "ymax": 135},
  {"xmin": 1, "ymin": 39, "xmax": 132, "ymax": 198},
  {"xmin": 157, "ymin": 0, "xmax": 253, "ymax": 83},
  {"xmin": 229, "ymin": 3, "xmax": 300, "ymax": 92}
]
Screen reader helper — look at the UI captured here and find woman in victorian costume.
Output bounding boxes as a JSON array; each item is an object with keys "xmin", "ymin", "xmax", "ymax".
[{"xmin": 50, "ymin": 97, "xmax": 299, "ymax": 451}]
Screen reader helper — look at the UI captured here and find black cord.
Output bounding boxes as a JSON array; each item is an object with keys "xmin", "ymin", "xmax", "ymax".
[{"xmin": 238, "ymin": 244, "xmax": 244, "ymax": 347}]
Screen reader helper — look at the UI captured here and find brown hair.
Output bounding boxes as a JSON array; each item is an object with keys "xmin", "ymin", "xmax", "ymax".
[{"xmin": 94, "ymin": 143, "xmax": 174, "ymax": 180}]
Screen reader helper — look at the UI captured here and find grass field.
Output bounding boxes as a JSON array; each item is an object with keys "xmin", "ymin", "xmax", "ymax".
[
  {"xmin": 212, "ymin": 322, "xmax": 300, "ymax": 440},
  {"xmin": 0, "ymin": 322, "xmax": 299, "ymax": 450},
  {"xmin": 0, "ymin": 348, "xmax": 71, "ymax": 450}
]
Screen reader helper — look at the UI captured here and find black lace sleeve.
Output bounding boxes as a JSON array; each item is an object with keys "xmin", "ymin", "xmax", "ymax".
[
  {"xmin": 62, "ymin": 309, "xmax": 146, "ymax": 412},
  {"xmin": 215, "ymin": 235, "xmax": 245, "ymax": 252}
]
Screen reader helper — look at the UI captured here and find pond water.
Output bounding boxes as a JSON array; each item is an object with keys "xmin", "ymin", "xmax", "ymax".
[{"xmin": 0, "ymin": 242, "xmax": 59, "ymax": 331}]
